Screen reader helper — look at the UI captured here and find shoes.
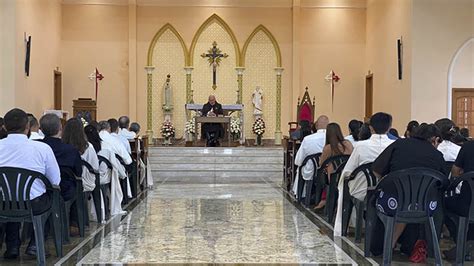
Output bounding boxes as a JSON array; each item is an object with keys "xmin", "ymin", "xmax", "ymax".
[
  {"xmin": 443, "ymin": 241, "xmax": 474, "ymax": 261},
  {"xmin": 409, "ymin": 240, "xmax": 427, "ymax": 263},
  {"xmin": 25, "ymin": 244, "xmax": 51, "ymax": 258},
  {"xmin": 3, "ymin": 248, "xmax": 19, "ymax": 259}
]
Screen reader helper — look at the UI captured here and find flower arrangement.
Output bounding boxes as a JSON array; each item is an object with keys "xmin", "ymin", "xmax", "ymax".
[
  {"xmin": 160, "ymin": 121, "xmax": 175, "ymax": 139},
  {"xmin": 252, "ymin": 117, "xmax": 266, "ymax": 136},
  {"xmin": 185, "ymin": 119, "xmax": 196, "ymax": 135},
  {"xmin": 230, "ymin": 117, "xmax": 241, "ymax": 139}
]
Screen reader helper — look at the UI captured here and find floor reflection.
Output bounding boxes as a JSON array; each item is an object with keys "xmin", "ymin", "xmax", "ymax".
[{"xmin": 79, "ymin": 183, "xmax": 354, "ymax": 264}]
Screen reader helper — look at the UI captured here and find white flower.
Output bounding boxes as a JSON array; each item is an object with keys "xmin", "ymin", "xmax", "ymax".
[{"xmin": 185, "ymin": 119, "xmax": 196, "ymax": 134}]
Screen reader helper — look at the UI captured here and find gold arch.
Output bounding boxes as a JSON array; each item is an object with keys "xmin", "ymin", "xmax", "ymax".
[
  {"xmin": 242, "ymin": 24, "xmax": 282, "ymax": 67},
  {"xmin": 147, "ymin": 23, "xmax": 189, "ymax": 66},
  {"xmin": 189, "ymin": 14, "xmax": 241, "ymax": 66}
]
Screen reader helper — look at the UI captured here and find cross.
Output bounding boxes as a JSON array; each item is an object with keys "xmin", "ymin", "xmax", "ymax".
[
  {"xmin": 88, "ymin": 68, "xmax": 104, "ymax": 102},
  {"xmin": 325, "ymin": 70, "xmax": 340, "ymax": 111},
  {"xmin": 201, "ymin": 41, "xmax": 228, "ymax": 90}
]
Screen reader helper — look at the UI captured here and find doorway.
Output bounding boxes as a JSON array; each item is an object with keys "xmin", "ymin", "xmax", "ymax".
[
  {"xmin": 365, "ymin": 73, "xmax": 373, "ymax": 121},
  {"xmin": 452, "ymin": 88, "xmax": 474, "ymax": 135},
  {"xmin": 54, "ymin": 70, "xmax": 62, "ymax": 110}
]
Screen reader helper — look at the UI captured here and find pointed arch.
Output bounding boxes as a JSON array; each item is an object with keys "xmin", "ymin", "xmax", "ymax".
[
  {"xmin": 242, "ymin": 25, "xmax": 282, "ymax": 68},
  {"xmin": 189, "ymin": 14, "xmax": 241, "ymax": 66},
  {"xmin": 147, "ymin": 23, "xmax": 189, "ymax": 66}
]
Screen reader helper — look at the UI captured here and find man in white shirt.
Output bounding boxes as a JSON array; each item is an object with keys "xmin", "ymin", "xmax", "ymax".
[
  {"xmin": 0, "ymin": 108, "xmax": 61, "ymax": 259},
  {"xmin": 27, "ymin": 114, "xmax": 43, "ymax": 140},
  {"xmin": 334, "ymin": 112, "xmax": 394, "ymax": 236},
  {"xmin": 108, "ymin": 118, "xmax": 132, "ymax": 154},
  {"xmin": 118, "ymin": 116, "xmax": 137, "ymax": 140},
  {"xmin": 98, "ymin": 121, "xmax": 132, "ymax": 166},
  {"xmin": 292, "ymin": 115, "xmax": 329, "ymax": 197}
]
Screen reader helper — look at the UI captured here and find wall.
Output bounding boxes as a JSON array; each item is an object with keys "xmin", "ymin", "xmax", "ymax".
[
  {"xmin": 135, "ymin": 6, "xmax": 293, "ymax": 136},
  {"xmin": 61, "ymin": 4, "xmax": 129, "ymax": 121},
  {"xmin": 411, "ymin": 0, "xmax": 473, "ymax": 122},
  {"xmin": 0, "ymin": 0, "xmax": 62, "ymax": 118},
  {"xmin": 452, "ymin": 41, "xmax": 474, "ymax": 89},
  {"xmin": 300, "ymin": 7, "xmax": 366, "ymax": 129},
  {"xmin": 365, "ymin": 0, "xmax": 412, "ymax": 132},
  {"xmin": 0, "ymin": 0, "xmax": 16, "ymax": 115}
]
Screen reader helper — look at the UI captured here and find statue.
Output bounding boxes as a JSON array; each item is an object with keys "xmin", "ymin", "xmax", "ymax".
[
  {"xmin": 252, "ymin": 86, "xmax": 263, "ymax": 116},
  {"xmin": 162, "ymin": 74, "xmax": 173, "ymax": 113}
]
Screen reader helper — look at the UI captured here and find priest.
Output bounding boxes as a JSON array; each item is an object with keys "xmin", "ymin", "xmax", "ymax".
[{"xmin": 201, "ymin": 95, "xmax": 224, "ymax": 146}]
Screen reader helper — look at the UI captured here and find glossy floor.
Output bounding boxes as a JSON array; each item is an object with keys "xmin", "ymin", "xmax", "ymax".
[{"xmin": 78, "ymin": 178, "xmax": 357, "ymax": 265}]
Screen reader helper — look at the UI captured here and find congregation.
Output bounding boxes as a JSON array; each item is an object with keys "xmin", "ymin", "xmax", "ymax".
[
  {"xmin": 288, "ymin": 112, "xmax": 474, "ymax": 264},
  {"xmin": 0, "ymin": 108, "xmax": 149, "ymax": 264}
]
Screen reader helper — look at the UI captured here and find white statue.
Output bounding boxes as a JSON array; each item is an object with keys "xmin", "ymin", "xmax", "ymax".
[
  {"xmin": 162, "ymin": 74, "xmax": 173, "ymax": 112},
  {"xmin": 252, "ymin": 86, "xmax": 263, "ymax": 116}
]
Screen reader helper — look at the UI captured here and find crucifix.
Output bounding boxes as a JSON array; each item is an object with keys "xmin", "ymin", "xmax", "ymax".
[
  {"xmin": 201, "ymin": 41, "xmax": 228, "ymax": 90},
  {"xmin": 325, "ymin": 70, "xmax": 340, "ymax": 111},
  {"xmin": 88, "ymin": 68, "xmax": 104, "ymax": 102}
]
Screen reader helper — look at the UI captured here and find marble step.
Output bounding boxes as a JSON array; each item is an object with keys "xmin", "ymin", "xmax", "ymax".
[
  {"xmin": 149, "ymin": 147, "xmax": 283, "ymax": 157},
  {"xmin": 150, "ymin": 163, "xmax": 282, "ymax": 171},
  {"xmin": 152, "ymin": 170, "xmax": 283, "ymax": 180},
  {"xmin": 149, "ymin": 156, "xmax": 283, "ymax": 164}
]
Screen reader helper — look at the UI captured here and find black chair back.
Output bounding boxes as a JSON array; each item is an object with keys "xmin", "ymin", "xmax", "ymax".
[
  {"xmin": 0, "ymin": 167, "xmax": 52, "ymax": 219},
  {"xmin": 296, "ymin": 153, "xmax": 321, "ymax": 202},
  {"xmin": 98, "ymin": 155, "xmax": 113, "ymax": 170},
  {"xmin": 377, "ymin": 167, "xmax": 448, "ymax": 221},
  {"xmin": 309, "ymin": 155, "xmax": 350, "ymax": 207},
  {"xmin": 348, "ymin": 163, "xmax": 376, "ymax": 187},
  {"xmin": 447, "ymin": 171, "xmax": 474, "ymax": 220}
]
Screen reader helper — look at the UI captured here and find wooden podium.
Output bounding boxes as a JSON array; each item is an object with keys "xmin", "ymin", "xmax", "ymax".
[{"xmin": 73, "ymin": 98, "xmax": 97, "ymax": 121}]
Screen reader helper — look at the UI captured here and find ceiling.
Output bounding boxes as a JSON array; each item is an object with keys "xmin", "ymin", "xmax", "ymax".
[{"xmin": 61, "ymin": 0, "xmax": 367, "ymax": 8}]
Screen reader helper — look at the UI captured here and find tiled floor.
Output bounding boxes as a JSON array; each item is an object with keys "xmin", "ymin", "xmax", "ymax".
[{"xmin": 77, "ymin": 177, "xmax": 364, "ymax": 265}]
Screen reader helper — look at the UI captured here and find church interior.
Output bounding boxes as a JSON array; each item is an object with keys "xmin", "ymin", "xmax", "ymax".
[{"xmin": 0, "ymin": 0, "xmax": 473, "ymax": 265}]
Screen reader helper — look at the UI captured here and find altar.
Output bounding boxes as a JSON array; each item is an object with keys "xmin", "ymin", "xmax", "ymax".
[{"xmin": 185, "ymin": 103, "xmax": 245, "ymax": 143}]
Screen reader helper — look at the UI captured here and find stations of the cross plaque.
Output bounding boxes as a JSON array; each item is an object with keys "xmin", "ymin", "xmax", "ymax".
[{"xmin": 201, "ymin": 41, "xmax": 228, "ymax": 90}]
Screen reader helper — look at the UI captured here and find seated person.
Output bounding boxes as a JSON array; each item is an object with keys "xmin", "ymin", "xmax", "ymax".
[
  {"xmin": 290, "ymin": 120, "xmax": 312, "ymax": 141},
  {"xmin": 445, "ymin": 137, "xmax": 474, "ymax": 260},
  {"xmin": 109, "ymin": 118, "xmax": 132, "ymax": 154},
  {"xmin": 345, "ymin": 119, "xmax": 363, "ymax": 145},
  {"xmin": 99, "ymin": 120, "xmax": 132, "ymax": 175},
  {"xmin": 334, "ymin": 112, "xmax": 394, "ymax": 236},
  {"xmin": 62, "ymin": 118, "xmax": 99, "ymax": 193},
  {"xmin": 118, "ymin": 116, "xmax": 136, "ymax": 140},
  {"xmin": 371, "ymin": 123, "xmax": 447, "ymax": 263},
  {"xmin": 291, "ymin": 115, "xmax": 329, "ymax": 197},
  {"xmin": 201, "ymin": 95, "xmax": 224, "ymax": 147},
  {"xmin": 27, "ymin": 113, "xmax": 43, "ymax": 140},
  {"xmin": 316, "ymin": 122, "xmax": 353, "ymax": 209},
  {"xmin": 129, "ymin": 122, "xmax": 141, "ymax": 135},
  {"xmin": 0, "ymin": 109, "xmax": 60, "ymax": 258},
  {"xmin": 39, "ymin": 113, "xmax": 82, "ymax": 201},
  {"xmin": 435, "ymin": 118, "xmax": 461, "ymax": 162}
]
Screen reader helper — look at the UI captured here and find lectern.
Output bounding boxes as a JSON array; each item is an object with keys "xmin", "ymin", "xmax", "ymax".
[{"xmin": 73, "ymin": 98, "xmax": 97, "ymax": 121}]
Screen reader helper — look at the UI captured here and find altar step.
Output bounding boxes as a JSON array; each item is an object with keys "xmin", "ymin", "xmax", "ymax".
[{"xmin": 149, "ymin": 147, "xmax": 283, "ymax": 184}]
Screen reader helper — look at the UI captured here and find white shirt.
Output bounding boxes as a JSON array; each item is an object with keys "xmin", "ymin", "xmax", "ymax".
[
  {"xmin": 112, "ymin": 132, "xmax": 132, "ymax": 154},
  {"xmin": 437, "ymin": 140, "xmax": 461, "ymax": 162},
  {"xmin": 341, "ymin": 134, "xmax": 394, "ymax": 200},
  {"xmin": 334, "ymin": 134, "xmax": 393, "ymax": 236},
  {"xmin": 294, "ymin": 129, "xmax": 326, "ymax": 179},
  {"xmin": 81, "ymin": 142, "xmax": 99, "ymax": 192},
  {"xmin": 345, "ymin": 135, "xmax": 356, "ymax": 145},
  {"xmin": 119, "ymin": 128, "xmax": 136, "ymax": 140},
  {"xmin": 99, "ymin": 130, "xmax": 132, "ymax": 165},
  {"xmin": 0, "ymin": 134, "xmax": 61, "ymax": 199},
  {"xmin": 29, "ymin": 131, "xmax": 44, "ymax": 140},
  {"xmin": 291, "ymin": 129, "xmax": 326, "ymax": 197}
]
